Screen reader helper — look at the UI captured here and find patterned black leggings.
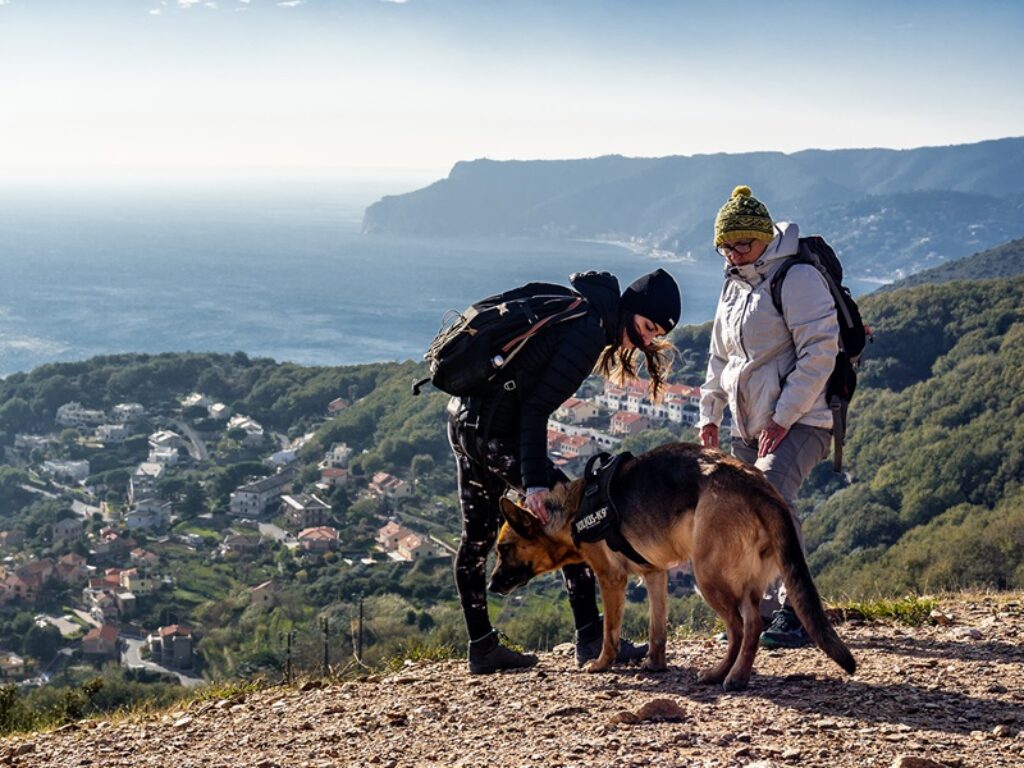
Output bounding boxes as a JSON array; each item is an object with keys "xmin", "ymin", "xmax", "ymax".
[{"xmin": 448, "ymin": 419, "xmax": 599, "ymax": 641}]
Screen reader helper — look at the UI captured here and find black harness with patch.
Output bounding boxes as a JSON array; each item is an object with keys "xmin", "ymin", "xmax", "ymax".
[{"xmin": 571, "ymin": 451, "xmax": 650, "ymax": 566}]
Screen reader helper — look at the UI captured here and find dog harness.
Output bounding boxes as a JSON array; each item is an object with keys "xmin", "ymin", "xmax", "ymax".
[{"xmin": 571, "ymin": 451, "xmax": 650, "ymax": 566}]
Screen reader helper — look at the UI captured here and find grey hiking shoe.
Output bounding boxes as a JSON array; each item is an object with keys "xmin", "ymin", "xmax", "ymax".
[
  {"xmin": 468, "ymin": 630, "xmax": 538, "ymax": 675},
  {"xmin": 575, "ymin": 618, "xmax": 648, "ymax": 667},
  {"xmin": 760, "ymin": 607, "xmax": 812, "ymax": 649}
]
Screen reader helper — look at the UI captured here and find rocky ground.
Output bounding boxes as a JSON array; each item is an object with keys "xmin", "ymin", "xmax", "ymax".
[{"xmin": 4, "ymin": 594, "xmax": 1024, "ymax": 768}]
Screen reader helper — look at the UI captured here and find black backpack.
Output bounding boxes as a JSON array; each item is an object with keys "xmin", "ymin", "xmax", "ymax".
[
  {"xmin": 769, "ymin": 235, "xmax": 871, "ymax": 472},
  {"xmin": 412, "ymin": 282, "xmax": 590, "ymax": 397}
]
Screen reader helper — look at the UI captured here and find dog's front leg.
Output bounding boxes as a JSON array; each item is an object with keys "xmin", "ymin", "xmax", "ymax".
[
  {"xmin": 641, "ymin": 570, "xmax": 668, "ymax": 672},
  {"xmin": 585, "ymin": 570, "xmax": 627, "ymax": 673}
]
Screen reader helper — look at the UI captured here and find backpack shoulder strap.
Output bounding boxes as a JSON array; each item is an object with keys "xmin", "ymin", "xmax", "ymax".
[{"xmin": 769, "ymin": 244, "xmax": 813, "ymax": 315}]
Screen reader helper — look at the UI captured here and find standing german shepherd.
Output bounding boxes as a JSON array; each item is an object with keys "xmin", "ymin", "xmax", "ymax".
[{"xmin": 489, "ymin": 443, "xmax": 856, "ymax": 690}]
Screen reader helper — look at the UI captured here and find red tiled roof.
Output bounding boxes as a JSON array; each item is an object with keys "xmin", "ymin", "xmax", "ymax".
[{"xmin": 299, "ymin": 526, "xmax": 339, "ymax": 541}]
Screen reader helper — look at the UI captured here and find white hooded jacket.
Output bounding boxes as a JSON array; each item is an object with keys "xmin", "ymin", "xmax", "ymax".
[{"xmin": 697, "ymin": 222, "xmax": 839, "ymax": 442}]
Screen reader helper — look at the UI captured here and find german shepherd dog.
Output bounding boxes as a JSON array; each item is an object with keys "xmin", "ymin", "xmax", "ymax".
[{"xmin": 489, "ymin": 443, "xmax": 856, "ymax": 690}]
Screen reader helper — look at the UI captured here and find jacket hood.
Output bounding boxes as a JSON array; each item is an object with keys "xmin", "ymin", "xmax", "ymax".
[
  {"xmin": 723, "ymin": 221, "xmax": 800, "ymax": 287},
  {"xmin": 570, "ymin": 271, "xmax": 621, "ymax": 345}
]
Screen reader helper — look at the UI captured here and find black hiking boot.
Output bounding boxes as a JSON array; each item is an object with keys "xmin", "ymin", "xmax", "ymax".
[
  {"xmin": 575, "ymin": 617, "xmax": 648, "ymax": 667},
  {"xmin": 467, "ymin": 630, "xmax": 538, "ymax": 675},
  {"xmin": 760, "ymin": 606, "xmax": 812, "ymax": 649}
]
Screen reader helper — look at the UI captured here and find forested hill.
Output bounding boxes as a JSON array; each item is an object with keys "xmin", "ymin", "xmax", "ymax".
[
  {"xmin": 878, "ymin": 236, "xmax": 1024, "ymax": 292},
  {"xmin": 798, "ymin": 275, "xmax": 1024, "ymax": 594},
  {"xmin": 362, "ymin": 137, "xmax": 1024, "ymax": 280}
]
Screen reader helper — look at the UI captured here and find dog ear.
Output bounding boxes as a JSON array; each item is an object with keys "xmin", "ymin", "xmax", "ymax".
[{"xmin": 499, "ymin": 497, "xmax": 539, "ymax": 538}]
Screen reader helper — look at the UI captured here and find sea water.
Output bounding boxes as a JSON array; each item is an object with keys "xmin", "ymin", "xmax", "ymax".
[{"xmin": 0, "ymin": 180, "xmax": 876, "ymax": 377}]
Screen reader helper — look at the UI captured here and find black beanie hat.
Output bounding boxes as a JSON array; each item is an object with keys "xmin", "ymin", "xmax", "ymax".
[{"xmin": 620, "ymin": 268, "xmax": 681, "ymax": 333}]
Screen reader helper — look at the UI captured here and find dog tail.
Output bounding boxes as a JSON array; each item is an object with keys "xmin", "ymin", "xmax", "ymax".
[{"xmin": 763, "ymin": 490, "xmax": 857, "ymax": 675}]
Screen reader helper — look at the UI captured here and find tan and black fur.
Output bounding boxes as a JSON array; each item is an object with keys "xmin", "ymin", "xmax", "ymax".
[{"xmin": 489, "ymin": 442, "xmax": 856, "ymax": 690}]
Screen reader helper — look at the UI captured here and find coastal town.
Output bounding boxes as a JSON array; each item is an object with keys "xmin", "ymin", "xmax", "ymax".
[{"xmin": 0, "ymin": 374, "xmax": 707, "ymax": 688}]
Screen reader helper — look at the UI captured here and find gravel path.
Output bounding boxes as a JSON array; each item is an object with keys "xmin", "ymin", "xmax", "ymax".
[{"xmin": 5, "ymin": 594, "xmax": 1023, "ymax": 768}]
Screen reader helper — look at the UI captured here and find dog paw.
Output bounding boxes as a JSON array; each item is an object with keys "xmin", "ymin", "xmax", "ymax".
[
  {"xmin": 723, "ymin": 675, "xmax": 750, "ymax": 692},
  {"xmin": 641, "ymin": 658, "xmax": 667, "ymax": 673},
  {"xmin": 697, "ymin": 668, "xmax": 726, "ymax": 685},
  {"xmin": 584, "ymin": 659, "xmax": 612, "ymax": 673}
]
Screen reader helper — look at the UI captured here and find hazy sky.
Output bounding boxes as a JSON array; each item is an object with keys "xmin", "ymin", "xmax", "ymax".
[{"xmin": 1, "ymin": 0, "xmax": 1022, "ymax": 180}]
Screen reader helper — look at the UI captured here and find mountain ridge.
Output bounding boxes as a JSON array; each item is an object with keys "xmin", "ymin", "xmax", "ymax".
[{"xmin": 364, "ymin": 137, "xmax": 1024, "ymax": 279}]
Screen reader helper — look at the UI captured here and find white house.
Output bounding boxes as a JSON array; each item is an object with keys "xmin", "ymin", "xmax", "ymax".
[
  {"xmin": 126, "ymin": 499, "xmax": 172, "ymax": 531},
  {"xmin": 41, "ymin": 459, "xmax": 91, "ymax": 484},
  {"xmin": 321, "ymin": 442, "xmax": 352, "ymax": 469},
  {"xmin": 181, "ymin": 393, "xmax": 210, "ymax": 409},
  {"xmin": 207, "ymin": 403, "xmax": 231, "ymax": 420},
  {"xmin": 228, "ymin": 467, "xmax": 296, "ymax": 518},
  {"xmin": 55, "ymin": 402, "xmax": 105, "ymax": 427},
  {"xmin": 228, "ymin": 415, "xmax": 264, "ymax": 446},
  {"xmin": 148, "ymin": 430, "xmax": 183, "ymax": 451},
  {"xmin": 95, "ymin": 424, "xmax": 131, "ymax": 444},
  {"xmin": 128, "ymin": 462, "xmax": 165, "ymax": 503},
  {"xmin": 147, "ymin": 446, "xmax": 179, "ymax": 466}
]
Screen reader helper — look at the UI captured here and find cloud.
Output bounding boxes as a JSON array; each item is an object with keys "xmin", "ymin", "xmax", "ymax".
[
  {"xmin": 380, "ymin": 0, "xmax": 409, "ymax": 3},
  {"xmin": 178, "ymin": 0, "xmax": 202, "ymax": 7},
  {"xmin": 149, "ymin": 8, "xmax": 162, "ymax": 13},
  {"xmin": 277, "ymin": 0, "xmax": 305, "ymax": 6}
]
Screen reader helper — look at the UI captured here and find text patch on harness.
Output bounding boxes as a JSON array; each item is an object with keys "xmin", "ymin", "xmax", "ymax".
[{"xmin": 571, "ymin": 451, "xmax": 649, "ymax": 566}]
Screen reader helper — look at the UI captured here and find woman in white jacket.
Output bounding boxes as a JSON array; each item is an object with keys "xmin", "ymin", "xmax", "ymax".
[{"xmin": 697, "ymin": 185, "xmax": 839, "ymax": 649}]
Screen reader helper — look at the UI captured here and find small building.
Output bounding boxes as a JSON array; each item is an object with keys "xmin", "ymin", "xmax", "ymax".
[
  {"xmin": 148, "ymin": 625, "xmax": 193, "ymax": 669},
  {"xmin": 55, "ymin": 553, "xmax": 90, "ymax": 583},
  {"xmin": 298, "ymin": 526, "xmax": 340, "ymax": 554},
  {"xmin": 130, "ymin": 548, "xmax": 160, "ymax": 568},
  {"xmin": 53, "ymin": 517, "xmax": 84, "ymax": 544},
  {"xmin": 128, "ymin": 462, "xmax": 165, "ymax": 503},
  {"xmin": 148, "ymin": 430, "xmax": 183, "ymax": 451},
  {"xmin": 326, "ymin": 397, "xmax": 349, "ymax": 416},
  {"xmin": 368, "ymin": 471, "xmax": 410, "ymax": 500},
  {"xmin": 82, "ymin": 625, "xmax": 120, "ymax": 660},
  {"xmin": 0, "ymin": 531, "xmax": 25, "ymax": 551},
  {"xmin": 396, "ymin": 533, "xmax": 436, "ymax": 562},
  {"xmin": 111, "ymin": 403, "xmax": 145, "ymax": 423},
  {"xmin": 376, "ymin": 521, "xmax": 415, "ymax": 552},
  {"xmin": 321, "ymin": 442, "xmax": 352, "ymax": 469},
  {"xmin": 125, "ymin": 499, "xmax": 172, "ymax": 532},
  {"xmin": 41, "ymin": 459, "xmax": 91, "ymax": 484},
  {"xmin": 228, "ymin": 467, "xmax": 296, "ymax": 518},
  {"xmin": 220, "ymin": 533, "xmax": 260, "ymax": 556},
  {"xmin": 0, "ymin": 653, "xmax": 26, "ymax": 681},
  {"xmin": 554, "ymin": 433, "xmax": 599, "ymax": 460},
  {"xmin": 119, "ymin": 568, "xmax": 156, "ymax": 595},
  {"xmin": 319, "ymin": 467, "xmax": 349, "ymax": 488},
  {"xmin": 55, "ymin": 402, "xmax": 105, "ymax": 428},
  {"xmin": 95, "ymin": 423, "xmax": 131, "ymax": 444},
  {"xmin": 207, "ymin": 403, "xmax": 231, "ymax": 420},
  {"xmin": 227, "ymin": 415, "xmax": 265, "ymax": 446},
  {"xmin": 555, "ymin": 398, "xmax": 600, "ymax": 424},
  {"xmin": 147, "ymin": 445, "xmax": 180, "ymax": 466},
  {"xmin": 249, "ymin": 580, "xmax": 276, "ymax": 611},
  {"xmin": 610, "ymin": 411, "xmax": 650, "ymax": 436},
  {"xmin": 281, "ymin": 494, "xmax": 331, "ymax": 529},
  {"xmin": 181, "ymin": 392, "xmax": 210, "ymax": 409}
]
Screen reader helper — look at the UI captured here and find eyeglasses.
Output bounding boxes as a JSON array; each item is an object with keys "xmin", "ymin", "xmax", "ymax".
[{"xmin": 717, "ymin": 240, "xmax": 755, "ymax": 257}]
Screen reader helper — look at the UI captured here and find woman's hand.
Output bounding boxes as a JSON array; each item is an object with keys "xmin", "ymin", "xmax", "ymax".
[
  {"xmin": 523, "ymin": 490, "xmax": 550, "ymax": 524},
  {"xmin": 758, "ymin": 420, "xmax": 789, "ymax": 458},
  {"xmin": 700, "ymin": 424, "xmax": 719, "ymax": 449}
]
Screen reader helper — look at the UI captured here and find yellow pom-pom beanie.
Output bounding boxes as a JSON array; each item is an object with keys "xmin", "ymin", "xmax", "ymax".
[{"xmin": 713, "ymin": 185, "xmax": 775, "ymax": 247}]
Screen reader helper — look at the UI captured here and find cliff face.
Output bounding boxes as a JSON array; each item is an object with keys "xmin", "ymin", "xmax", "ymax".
[{"xmin": 7, "ymin": 593, "xmax": 1024, "ymax": 768}]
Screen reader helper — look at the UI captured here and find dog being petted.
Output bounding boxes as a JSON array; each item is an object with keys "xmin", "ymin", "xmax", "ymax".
[{"xmin": 490, "ymin": 442, "xmax": 855, "ymax": 690}]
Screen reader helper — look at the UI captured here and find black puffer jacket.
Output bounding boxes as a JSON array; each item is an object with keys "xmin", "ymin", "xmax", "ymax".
[{"xmin": 470, "ymin": 271, "xmax": 621, "ymax": 489}]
